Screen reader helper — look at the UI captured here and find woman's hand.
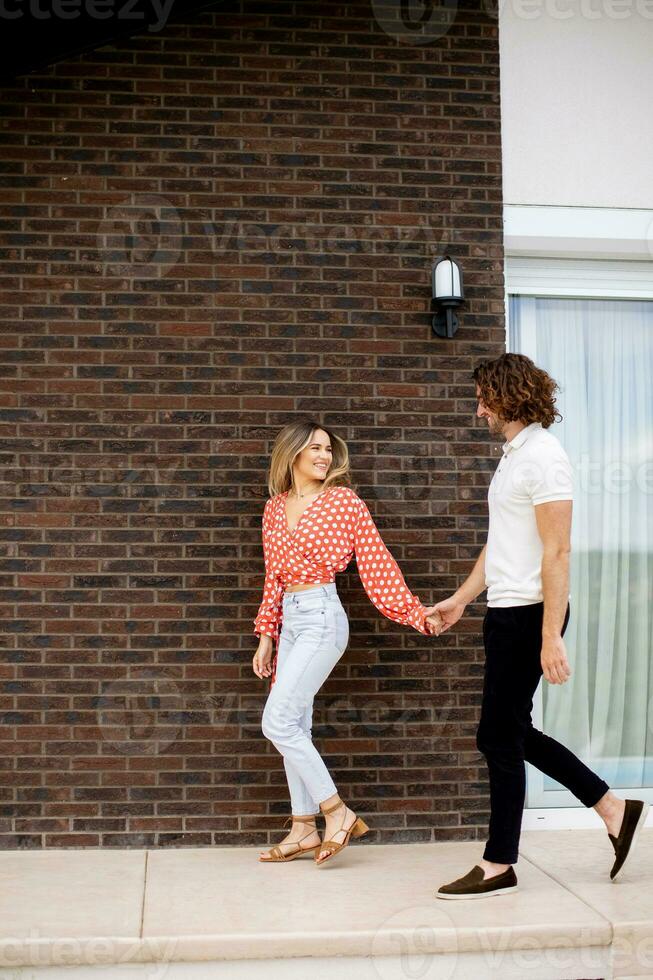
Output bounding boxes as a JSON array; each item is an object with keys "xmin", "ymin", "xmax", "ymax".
[
  {"xmin": 252, "ymin": 635, "xmax": 275, "ymax": 678},
  {"xmin": 424, "ymin": 610, "xmax": 444, "ymax": 636}
]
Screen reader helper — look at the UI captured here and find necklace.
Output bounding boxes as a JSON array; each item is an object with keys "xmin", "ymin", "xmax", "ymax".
[{"xmin": 291, "ymin": 483, "xmax": 324, "ymax": 499}]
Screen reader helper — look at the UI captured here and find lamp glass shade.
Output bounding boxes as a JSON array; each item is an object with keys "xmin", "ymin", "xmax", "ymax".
[{"xmin": 433, "ymin": 258, "xmax": 462, "ymax": 301}]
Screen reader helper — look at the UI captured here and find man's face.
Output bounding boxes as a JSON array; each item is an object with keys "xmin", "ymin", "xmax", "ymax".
[{"xmin": 475, "ymin": 385, "xmax": 504, "ymax": 437}]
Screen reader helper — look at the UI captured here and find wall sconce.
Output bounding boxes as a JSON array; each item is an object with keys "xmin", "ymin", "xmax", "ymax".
[{"xmin": 431, "ymin": 255, "xmax": 464, "ymax": 338}]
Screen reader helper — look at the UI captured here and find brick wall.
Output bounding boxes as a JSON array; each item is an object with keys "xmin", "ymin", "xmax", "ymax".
[{"xmin": 0, "ymin": 0, "xmax": 505, "ymax": 847}]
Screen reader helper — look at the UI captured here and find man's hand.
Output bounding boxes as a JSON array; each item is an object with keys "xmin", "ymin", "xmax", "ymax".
[
  {"xmin": 424, "ymin": 610, "xmax": 443, "ymax": 635},
  {"xmin": 424, "ymin": 594, "xmax": 467, "ymax": 634},
  {"xmin": 541, "ymin": 636, "xmax": 572, "ymax": 685}
]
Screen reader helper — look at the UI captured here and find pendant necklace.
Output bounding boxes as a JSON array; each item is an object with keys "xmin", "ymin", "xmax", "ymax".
[{"xmin": 292, "ymin": 483, "xmax": 323, "ymax": 499}]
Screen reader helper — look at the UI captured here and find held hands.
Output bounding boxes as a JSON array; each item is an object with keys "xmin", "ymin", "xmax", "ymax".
[
  {"xmin": 423, "ymin": 594, "xmax": 467, "ymax": 636},
  {"xmin": 541, "ymin": 635, "xmax": 572, "ymax": 685},
  {"xmin": 424, "ymin": 610, "xmax": 444, "ymax": 636}
]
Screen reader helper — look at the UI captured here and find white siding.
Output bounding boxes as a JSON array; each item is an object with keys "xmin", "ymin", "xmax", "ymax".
[{"xmin": 499, "ymin": 3, "xmax": 653, "ymax": 208}]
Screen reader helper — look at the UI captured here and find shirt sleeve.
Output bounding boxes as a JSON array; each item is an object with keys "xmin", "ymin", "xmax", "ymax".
[
  {"xmin": 352, "ymin": 495, "xmax": 430, "ymax": 635},
  {"xmin": 253, "ymin": 500, "xmax": 284, "ymax": 641},
  {"xmin": 522, "ymin": 447, "xmax": 574, "ymax": 505}
]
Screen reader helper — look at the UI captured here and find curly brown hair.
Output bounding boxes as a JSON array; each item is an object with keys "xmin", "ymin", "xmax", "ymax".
[{"xmin": 472, "ymin": 353, "xmax": 562, "ymax": 428}]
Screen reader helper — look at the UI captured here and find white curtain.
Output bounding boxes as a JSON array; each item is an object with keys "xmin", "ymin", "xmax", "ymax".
[{"xmin": 509, "ymin": 296, "xmax": 653, "ymax": 793}]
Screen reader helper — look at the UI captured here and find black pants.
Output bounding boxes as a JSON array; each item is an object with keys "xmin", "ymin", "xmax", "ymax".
[{"xmin": 477, "ymin": 601, "xmax": 610, "ymax": 865}]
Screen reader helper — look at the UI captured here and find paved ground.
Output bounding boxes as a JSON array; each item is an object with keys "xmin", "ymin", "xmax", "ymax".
[{"xmin": 0, "ymin": 828, "xmax": 651, "ymax": 978}]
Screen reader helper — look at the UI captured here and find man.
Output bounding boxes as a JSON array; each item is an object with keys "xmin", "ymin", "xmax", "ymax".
[{"xmin": 424, "ymin": 353, "xmax": 649, "ymax": 900}]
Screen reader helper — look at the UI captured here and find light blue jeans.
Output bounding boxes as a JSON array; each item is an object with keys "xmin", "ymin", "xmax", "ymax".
[{"xmin": 261, "ymin": 583, "xmax": 349, "ymax": 816}]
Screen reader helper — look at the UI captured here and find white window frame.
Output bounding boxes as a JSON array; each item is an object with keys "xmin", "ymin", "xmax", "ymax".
[{"xmin": 503, "ymin": 205, "xmax": 653, "ymax": 830}]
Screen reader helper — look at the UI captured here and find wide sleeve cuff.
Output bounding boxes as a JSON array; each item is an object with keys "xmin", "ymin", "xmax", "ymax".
[
  {"xmin": 405, "ymin": 601, "xmax": 430, "ymax": 635},
  {"xmin": 253, "ymin": 619, "xmax": 280, "ymax": 642}
]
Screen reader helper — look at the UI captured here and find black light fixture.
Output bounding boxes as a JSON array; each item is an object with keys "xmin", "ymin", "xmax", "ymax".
[{"xmin": 431, "ymin": 254, "xmax": 464, "ymax": 338}]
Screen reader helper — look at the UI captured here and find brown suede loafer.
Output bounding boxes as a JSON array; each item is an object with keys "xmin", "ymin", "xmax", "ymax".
[
  {"xmin": 436, "ymin": 864, "xmax": 518, "ymax": 900},
  {"xmin": 609, "ymin": 799, "xmax": 650, "ymax": 882}
]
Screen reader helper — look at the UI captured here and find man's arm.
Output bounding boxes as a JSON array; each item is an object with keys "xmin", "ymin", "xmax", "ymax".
[
  {"xmin": 455, "ymin": 543, "xmax": 487, "ymax": 605},
  {"xmin": 424, "ymin": 544, "xmax": 487, "ymax": 633},
  {"xmin": 535, "ymin": 499, "xmax": 573, "ymax": 684}
]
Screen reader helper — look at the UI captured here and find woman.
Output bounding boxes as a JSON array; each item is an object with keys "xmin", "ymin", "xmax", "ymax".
[{"xmin": 252, "ymin": 419, "xmax": 441, "ymax": 866}]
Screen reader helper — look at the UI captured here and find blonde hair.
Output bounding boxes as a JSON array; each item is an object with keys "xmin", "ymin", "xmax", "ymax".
[{"xmin": 266, "ymin": 420, "xmax": 353, "ymax": 498}]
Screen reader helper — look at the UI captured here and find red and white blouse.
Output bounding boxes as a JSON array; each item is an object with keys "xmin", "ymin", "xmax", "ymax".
[{"xmin": 253, "ymin": 485, "xmax": 430, "ymax": 647}]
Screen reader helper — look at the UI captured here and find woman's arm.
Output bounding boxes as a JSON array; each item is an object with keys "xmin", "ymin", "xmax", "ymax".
[
  {"xmin": 352, "ymin": 495, "xmax": 430, "ymax": 635},
  {"xmin": 253, "ymin": 500, "xmax": 284, "ymax": 642}
]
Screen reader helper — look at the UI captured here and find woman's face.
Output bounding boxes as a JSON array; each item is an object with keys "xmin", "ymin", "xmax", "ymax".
[{"xmin": 294, "ymin": 429, "xmax": 333, "ymax": 486}]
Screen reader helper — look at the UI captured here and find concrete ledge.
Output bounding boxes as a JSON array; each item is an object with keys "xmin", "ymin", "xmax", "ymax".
[
  {"xmin": 521, "ymin": 828, "xmax": 653, "ymax": 978},
  {"xmin": 0, "ymin": 949, "xmax": 614, "ymax": 980},
  {"xmin": 1, "ymin": 834, "xmax": 650, "ymax": 978}
]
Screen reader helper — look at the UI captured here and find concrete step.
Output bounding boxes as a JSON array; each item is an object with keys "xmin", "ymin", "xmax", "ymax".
[{"xmin": 1, "ymin": 831, "xmax": 651, "ymax": 979}]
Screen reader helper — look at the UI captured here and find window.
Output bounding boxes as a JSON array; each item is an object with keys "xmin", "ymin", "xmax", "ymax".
[{"xmin": 507, "ymin": 270, "xmax": 653, "ymax": 813}]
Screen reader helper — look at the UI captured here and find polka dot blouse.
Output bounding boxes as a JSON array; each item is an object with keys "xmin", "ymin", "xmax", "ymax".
[{"xmin": 253, "ymin": 485, "xmax": 430, "ymax": 644}]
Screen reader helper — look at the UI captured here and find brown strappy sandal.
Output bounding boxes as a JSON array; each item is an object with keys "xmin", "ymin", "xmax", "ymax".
[
  {"xmin": 315, "ymin": 795, "xmax": 369, "ymax": 866},
  {"xmin": 258, "ymin": 814, "xmax": 321, "ymax": 862}
]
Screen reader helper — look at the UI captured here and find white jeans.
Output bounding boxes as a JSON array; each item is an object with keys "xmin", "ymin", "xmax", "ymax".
[{"xmin": 261, "ymin": 583, "xmax": 349, "ymax": 815}]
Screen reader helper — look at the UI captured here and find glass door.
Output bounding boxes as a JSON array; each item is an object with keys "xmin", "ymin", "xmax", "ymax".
[{"xmin": 508, "ymin": 295, "xmax": 653, "ymax": 809}]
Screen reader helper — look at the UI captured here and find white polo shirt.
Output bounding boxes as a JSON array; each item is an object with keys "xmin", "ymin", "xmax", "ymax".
[{"xmin": 485, "ymin": 422, "xmax": 573, "ymax": 607}]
